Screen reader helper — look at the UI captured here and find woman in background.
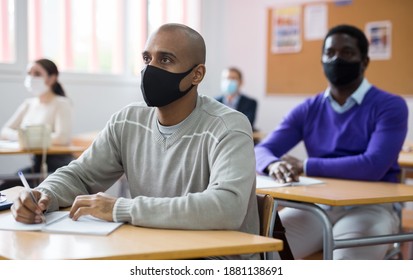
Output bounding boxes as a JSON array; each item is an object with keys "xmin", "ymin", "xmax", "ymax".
[{"xmin": 0, "ymin": 58, "xmax": 74, "ymax": 190}]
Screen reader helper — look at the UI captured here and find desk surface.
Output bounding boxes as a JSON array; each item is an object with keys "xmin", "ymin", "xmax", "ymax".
[
  {"xmin": 253, "ymin": 131, "xmax": 265, "ymax": 143},
  {"xmin": 256, "ymin": 177, "xmax": 413, "ymax": 206},
  {"xmin": 0, "ymin": 144, "xmax": 86, "ymax": 155},
  {"xmin": 398, "ymin": 142, "xmax": 413, "ymax": 168},
  {"xmin": 257, "ymin": 176, "xmax": 413, "ymax": 260},
  {"xmin": 0, "ymin": 187, "xmax": 282, "ymax": 260},
  {"xmin": 399, "ymin": 151, "xmax": 413, "ymax": 168}
]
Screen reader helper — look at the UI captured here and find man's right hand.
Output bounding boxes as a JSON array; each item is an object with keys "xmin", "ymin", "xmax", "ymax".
[
  {"xmin": 267, "ymin": 161, "xmax": 300, "ymax": 184},
  {"xmin": 11, "ymin": 190, "xmax": 49, "ymax": 224}
]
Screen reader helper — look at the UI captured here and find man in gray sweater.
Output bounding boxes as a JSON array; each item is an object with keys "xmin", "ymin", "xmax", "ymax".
[{"xmin": 11, "ymin": 23, "xmax": 259, "ymax": 259}]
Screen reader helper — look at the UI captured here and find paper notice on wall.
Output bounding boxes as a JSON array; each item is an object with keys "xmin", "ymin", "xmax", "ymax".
[
  {"xmin": 304, "ymin": 4, "xmax": 328, "ymax": 41},
  {"xmin": 365, "ymin": 21, "xmax": 392, "ymax": 60},
  {"xmin": 271, "ymin": 6, "xmax": 302, "ymax": 53}
]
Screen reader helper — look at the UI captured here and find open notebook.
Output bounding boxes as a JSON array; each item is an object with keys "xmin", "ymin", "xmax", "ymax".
[
  {"xmin": 0, "ymin": 211, "xmax": 123, "ymax": 235},
  {"xmin": 256, "ymin": 175, "xmax": 324, "ymax": 189}
]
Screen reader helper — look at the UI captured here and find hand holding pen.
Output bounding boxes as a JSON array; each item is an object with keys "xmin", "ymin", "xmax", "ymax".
[{"xmin": 10, "ymin": 171, "xmax": 48, "ymax": 224}]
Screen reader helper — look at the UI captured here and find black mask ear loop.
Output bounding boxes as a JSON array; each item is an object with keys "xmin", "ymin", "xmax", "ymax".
[{"xmin": 180, "ymin": 64, "xmax": 199, "ymax": 94}]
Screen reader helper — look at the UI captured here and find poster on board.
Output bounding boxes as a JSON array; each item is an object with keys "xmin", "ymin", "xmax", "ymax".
[
  {"xmin": 304, "ymin": 4, "xmax": 328, "ymax": 41},
  {"xmin": 365, "ymin": 21, "xmax": 392, "ymax": 60},
  {"xmin": 271, "ymin": 6, "xmax": 302, "ymax": 53}
]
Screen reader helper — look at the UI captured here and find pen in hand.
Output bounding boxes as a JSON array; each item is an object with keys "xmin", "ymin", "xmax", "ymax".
[{"xmin": 18, "ymin": 171, "xmax": 46, "ymax": 223}]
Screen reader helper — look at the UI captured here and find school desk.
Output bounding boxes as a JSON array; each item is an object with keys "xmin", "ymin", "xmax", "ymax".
[
  {"xmin": 0, "ymin": 142, "xmax": 86, "ymax": 182},
  {"xmin": 398, "ymin": 146, "xmax": 413, "ymax": 182},
  {"xmin": 0, "ymin": 143, "xmax": 86, "ymax": 155},
  {"xmin": 0, "ymin": 187, "xmax": 282, "ymax": 260},
  {"xmin": 253, "ymin": 131, "xmax": 265, "ymax": 144},
  {"xmin": 256, "ymin": 177, "xmax": 413, "ymax": 259}
]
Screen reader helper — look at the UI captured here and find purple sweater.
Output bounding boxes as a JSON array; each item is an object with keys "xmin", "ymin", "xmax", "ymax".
[{"xmin": 255, "ymin": 86, "xmax": 408, "ymax": 182}]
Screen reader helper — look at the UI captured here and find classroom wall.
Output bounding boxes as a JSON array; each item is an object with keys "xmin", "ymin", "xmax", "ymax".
[
  {"xmin": 201, "ymin": 0, "xmax": 413, "ymax": 155},
  {"xmin": 0, "ymin": 78, "xmax": 137, "ymax": 174},
  {"xmin": 1, "ymin": 0, "xmax": 412, "ymax": 173}
]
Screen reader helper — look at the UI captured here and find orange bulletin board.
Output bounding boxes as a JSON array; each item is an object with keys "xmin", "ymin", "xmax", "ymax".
[{"xmin": 266, "ymin": 0, "xmax": 413, "ymax": 95}]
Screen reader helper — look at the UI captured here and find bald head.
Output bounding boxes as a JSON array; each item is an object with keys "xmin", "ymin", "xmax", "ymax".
[
  {"xmin": 149, "ymin": 23, "xmax": 206, "ymax": 66},
  {"xmin": 141, "ymin": 23, "xmax": 207, "ymax": 121}
]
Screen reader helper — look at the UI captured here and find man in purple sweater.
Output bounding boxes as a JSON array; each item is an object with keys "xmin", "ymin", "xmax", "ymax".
[{"xmin": 255, "ymin": 24, "xmax": 408, "ymax": 259}]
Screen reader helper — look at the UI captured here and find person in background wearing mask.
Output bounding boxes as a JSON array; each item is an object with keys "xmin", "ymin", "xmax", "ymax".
[
  {"xmin": 255, "ymin": 24, "xmax": 408, "ymax": 259},
  {"xmin": 0, "ymin": 58, "xmax": 74, "ymax": 191},
  {"xmin": 11, "ymin": 24, "xmax": 259, "ymax": 259},
  {"xmin": 216, "ymin": 67, "xmax": 258, "ymax": 130}
]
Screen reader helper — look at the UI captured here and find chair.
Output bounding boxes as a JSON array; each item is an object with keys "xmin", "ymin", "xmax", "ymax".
[
  {"xmin": 402, "ymin": 208, "xmax": 413, "ymax": 259},
  {"xmin": 257, "ymin": 193, "xmax": 276, "ymax": 259}
]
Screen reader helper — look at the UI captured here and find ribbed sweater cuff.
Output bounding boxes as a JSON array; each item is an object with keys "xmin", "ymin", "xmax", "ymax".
[
  {"xmin": 36, "ymin": 187, "xmax": 59, "ymax": 212},
  {"xmin": 113, "ymin": 197, "xmax": 133, "ymax": 223}
]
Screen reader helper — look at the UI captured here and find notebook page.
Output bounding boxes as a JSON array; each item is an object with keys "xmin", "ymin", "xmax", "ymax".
[
  {"xmin": 0, "ymin": 211, "xmax": 68, "ymax": 231},
  {"xmin": 256, "ymin": 175, "xmax": 324, "ymax": 189},
  {"xmin": 43, "ymin": 214, "xmax": 123, "ymax": 235}
]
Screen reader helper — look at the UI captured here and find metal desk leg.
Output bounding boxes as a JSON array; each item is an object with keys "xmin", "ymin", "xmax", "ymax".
[
  {"xmin": 276, "ymin": 200, "xmax": 334, "ymax": 260},
  {"xmin": 401, "ymin": 168, "xmax": 407, "ymax": 183},
  {"xmin": 277, "ymin": 200, "xmax": 413, "ymax": 260}
]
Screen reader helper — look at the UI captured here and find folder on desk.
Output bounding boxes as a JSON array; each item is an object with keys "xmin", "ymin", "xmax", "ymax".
[
  {"xmin": 256, "ymin": 175, "xmax": 324, "ymax": 189},
  {"xmin": 0, "ymin": 211, "xmax": 123, "ymax": 235},
  {"xmin": 0, "ymin": 199, "xmax": 13, "ymax": 211}
]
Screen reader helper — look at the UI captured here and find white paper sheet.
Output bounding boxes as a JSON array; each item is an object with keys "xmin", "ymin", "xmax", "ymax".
[
  {"xmin": 0, "ymin": 211, "xmax": 123, "ymax": 235},
  {"xmin": 256, "ymin": 175, "xmax": 324, "ymax": 189}
]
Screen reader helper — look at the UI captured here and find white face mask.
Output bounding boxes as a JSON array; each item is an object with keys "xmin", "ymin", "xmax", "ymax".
[
  {"xmin": 24, "ymin": 76, "xmax": 49, "ymax": 96},
  {"xmin": 221, "ymin": 79, "xmax": 238, "ymax": 96}
]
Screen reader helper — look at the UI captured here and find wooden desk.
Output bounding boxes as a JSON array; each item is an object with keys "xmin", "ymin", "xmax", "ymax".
[
  {"xmin": 399, "ymin": 151, "xmax": 413, "ymax": 182},
  {"xmin": 71, "ymin": 131, "xmax": 99, "ymax": 158},
  {"xmin": 0, "ymin": 143, "xmax": 86, "ymax": 180},
  {"xmin": 0, "ymin": 144, "xmax": 86, "ymax": 156},
  {"xmin": 0, "ymin": 187, "xmax": 282, "ymax": 260},
  {"xmin": 253, "ymin": 131, "xmax": 265, "ymax": 145},
  {"xmin": 398, "ymin": 142, "xmax": 413, "ymax": 182},
  {"xmin": 257, "ymin": 177, "xmax": 413, "ymax": 259},
  {"xmin": 399, "ymin": 152, "xmax": 413, "ymax": 168},
  {"xmin": 0, "ymin": 131, "xmax": 98, "ymax": 156}
]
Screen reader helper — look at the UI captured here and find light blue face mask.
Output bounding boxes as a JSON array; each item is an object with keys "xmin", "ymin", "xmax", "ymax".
[{"xmin": 221, "ymin": 79, "xmax": 238, "ymax": 95}]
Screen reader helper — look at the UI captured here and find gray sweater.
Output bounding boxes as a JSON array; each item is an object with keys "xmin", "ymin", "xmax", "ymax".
[{"xmin": 38, "ymin": 95, "xmax": 259, "ymax": 256}]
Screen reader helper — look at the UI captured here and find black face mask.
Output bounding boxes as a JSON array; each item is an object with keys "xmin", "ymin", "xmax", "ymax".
[
  {"xmin": 323, "ymin": 58, "xmax": 361, "ymax": 86},
  {"xmin": 140, "ymin": 65, "xmax": 196, "ymax": 107}
]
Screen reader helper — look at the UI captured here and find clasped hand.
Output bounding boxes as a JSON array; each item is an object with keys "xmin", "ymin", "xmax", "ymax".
[{"xmin": 267, "ymin": 154, "xmax": 303, "ymax": 184}]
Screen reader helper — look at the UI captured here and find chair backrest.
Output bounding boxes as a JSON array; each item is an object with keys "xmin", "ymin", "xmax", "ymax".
[{"xmin": 257, "ymin": 194, "xmax": 275, "ymax": 237}]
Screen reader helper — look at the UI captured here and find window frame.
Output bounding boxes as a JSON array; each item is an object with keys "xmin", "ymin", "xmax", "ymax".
[
  {"xmin": 0, "ymin": 0, "xmax": 201, "ymax": 86},
  {"xmin": 0, "ymin": 0, "xmax": 28, "ymax": 76}
]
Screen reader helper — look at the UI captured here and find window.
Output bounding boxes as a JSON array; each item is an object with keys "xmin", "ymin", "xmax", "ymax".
[
  {"xmin": 28, "ymin": 0, "xmax": 147, "ymax": 75},
  {"xmin": 147, "ymin": 0, "xmax": 201, "ymax": 35},
  {"xmin": 0, "ymin": 0, "xmax": 15, "ymax": 64},
  {"xmin": 1, "ymin": 0, "xmax": 201, "ymax": 78}
]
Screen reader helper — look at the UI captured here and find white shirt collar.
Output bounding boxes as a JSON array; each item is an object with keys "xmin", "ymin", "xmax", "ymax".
[
  {"xmin": 323, "ymin": 78, "xmax": 372, "ymax": 105},
  {"xmin": 323, "ymin": 79, "xmax": 372, "ymax": 113}
]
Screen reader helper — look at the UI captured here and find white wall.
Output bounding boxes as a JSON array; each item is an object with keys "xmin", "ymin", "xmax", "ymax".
[
  {"xmin": 0, "ymin": 76, "xmax": 138, "ymax": 174},
  {"xmin": 1, "ymin": 0, "xmax": 412, "ymax": 173},
  {"xmin": 200, "ymin": 0, "xmax": 320, "ymax": 136},
  {"xmin": 201, "ymin": 0, "xmax": 413, "ymax": 154}
]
